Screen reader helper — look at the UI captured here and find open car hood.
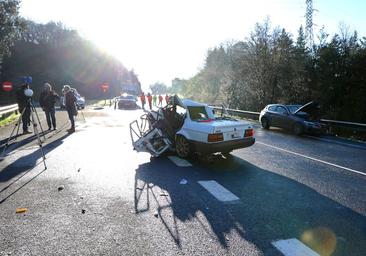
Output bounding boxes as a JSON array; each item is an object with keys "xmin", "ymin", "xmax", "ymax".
[{"xmin": 293, "ymin": 101, "xmax": 320, "ymax": 115}]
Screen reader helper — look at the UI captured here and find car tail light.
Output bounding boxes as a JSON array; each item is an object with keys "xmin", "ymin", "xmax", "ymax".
[
  {"xmin": 208, "ymin": 133, "xmax": 223, "ymax": 142},
  {"xmin": 244, "ymin": 128, "xmax": 254, "ymax": 137}
]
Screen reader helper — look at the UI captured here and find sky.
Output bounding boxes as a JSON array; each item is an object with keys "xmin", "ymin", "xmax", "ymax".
[{"xmin": 19, "ymin": 0, "xmax": 366, "ymax": 90}]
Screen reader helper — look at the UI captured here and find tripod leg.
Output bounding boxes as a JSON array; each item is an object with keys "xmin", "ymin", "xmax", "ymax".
[
  {"xmin": 32, "ymin": 104, "xmax": 46, "ymax": 141},
  {"xmin": 30, "ymin": 109, "xmax": 47, "ymax": 169},
  {"xmin": 0, "ymin": 108, "xmax": 26, "ymax": 158}
]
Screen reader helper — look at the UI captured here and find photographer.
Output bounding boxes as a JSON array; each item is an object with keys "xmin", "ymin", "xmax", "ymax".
[
  {"xmin": 39, "ymin": 83, "xmax": 59, "ymax": 130},
  {"xmin": 63, "ymin": 85, "xmax": 77, "ymax": 133},
  {"xmin": 16, "ymin": 83, "xmax": 31, "ymax": 135}
]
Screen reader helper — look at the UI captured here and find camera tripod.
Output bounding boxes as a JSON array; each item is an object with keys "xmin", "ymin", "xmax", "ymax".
[{"xmin": 0, "ymin": 100, "xmax": 47, "ymax": 169}]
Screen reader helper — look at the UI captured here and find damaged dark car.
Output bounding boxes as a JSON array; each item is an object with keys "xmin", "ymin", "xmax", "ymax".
[{"xmin": 259, "ymin": 101, "xmax": 324, "ymax": 135}]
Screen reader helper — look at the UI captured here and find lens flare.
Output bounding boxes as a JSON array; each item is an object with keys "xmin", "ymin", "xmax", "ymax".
[{"xmin": 301, "ymin": 227, "xmax": 337, "ymax": 256}]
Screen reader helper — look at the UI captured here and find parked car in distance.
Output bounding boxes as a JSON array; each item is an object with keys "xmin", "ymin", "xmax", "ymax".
[
  {"xmin": 72, "ymin": 89, "xmax": 85, "ymax": 110},
  {"xmin": 259, "ymin": 101, "xmax": 323, "ymax": 135},
  {"xmin": 117, "ymin": 94, "xmax": 137, "ymax": 109}
]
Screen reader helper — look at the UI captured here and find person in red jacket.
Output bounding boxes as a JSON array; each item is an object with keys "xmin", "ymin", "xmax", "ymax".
[
  {"xmin": 140, "ymin": 92, "xmax": 146, "ymax": 109},
  {"xmin": 165, "ymin": 94, "xmax": 170, "ymax": 105},
  {"xmin": 158, "ymin": 95, "xmax": 163, "ymax": 107},
  {"xmin": 147, "ymin": 93, "xmax": 153, "ymax": 110}
]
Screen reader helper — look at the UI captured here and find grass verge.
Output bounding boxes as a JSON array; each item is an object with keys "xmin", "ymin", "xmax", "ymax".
[{"xmin": 0, "ymin": 113, "xmax": 20, "ymax": 127}]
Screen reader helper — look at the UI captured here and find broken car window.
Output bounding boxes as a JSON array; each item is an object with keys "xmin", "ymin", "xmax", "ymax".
[{"xmin": 188, "ymin": 106, "xmax": 209, "ymax": 121}]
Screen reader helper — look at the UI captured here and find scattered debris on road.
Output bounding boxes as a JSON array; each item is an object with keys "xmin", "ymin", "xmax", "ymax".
[
  {"xmin": 57, "ymin": 185, "xmax": 65, "ymax": 191},
  {"xmin": 153, "ymin": 210, "xmax": 159, "ymax": 218},
  {"xmin": 81, "ymin": 209, "xmax": 86, "ymax": 214},
  {"xmin": 77, "ymin": 168, "xmax": 81, "ymax": 172},
  {"xmin": 179, "ymin": 179, "xmax": 188, "ymax": 185},
  {"xmin": 15, "ymin": 208, "xmax": 28, "ymax": 214}
]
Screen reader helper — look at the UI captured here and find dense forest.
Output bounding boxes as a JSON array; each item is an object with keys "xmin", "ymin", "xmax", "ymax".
[
  {"xmin": 0, "ymin": 0, "xmax": 140, "ymax": 104},
  {"xmin": 179, "ymin": 19, "xmax": 366, "ymax": 122}
]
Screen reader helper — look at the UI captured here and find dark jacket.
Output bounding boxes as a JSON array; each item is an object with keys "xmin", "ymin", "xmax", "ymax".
[
  {"xmin": 16, "ymin": 86, "xmax": 29, "ymax": 109},
  {"xmin": 39, "ymin": 91, "xmax": 59, "ymax": 110},
  {"xmin": 65, "ymin": 90, "xmax": 77, "ymax": 116}
]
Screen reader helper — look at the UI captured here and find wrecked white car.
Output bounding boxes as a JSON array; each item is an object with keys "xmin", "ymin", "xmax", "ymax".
[{"xmin": 129, "ymin": 96, "xmax": 255, "ymax": 158}]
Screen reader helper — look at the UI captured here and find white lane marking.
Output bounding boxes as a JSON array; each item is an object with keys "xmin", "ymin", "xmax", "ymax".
[
  {"xmin": 305, "ymin": 135, "xmax": 366, "ymax": 150},
  {"xmin": 198, "ymin": 180, "xmax": 239, "ymax": 202},
  {"xmin": 256, "ymin": 141, "xmax": 366, "ymax": 177},
  {"xmin": 168, "ymin": 156, "xmax": 192, "ymax": 167},
  {"xmin": 272, "ymin": 239, "xmax": 319, "ymax": 256}
]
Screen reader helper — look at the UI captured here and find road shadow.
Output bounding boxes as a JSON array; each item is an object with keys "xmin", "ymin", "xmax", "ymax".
[
  {"xmin": 134, "ymin": 155, "xmax": 366, "ymax": 255},
  {"xmin": 0, "ymin": 133, "xmax": 71, "ymax": 203}
]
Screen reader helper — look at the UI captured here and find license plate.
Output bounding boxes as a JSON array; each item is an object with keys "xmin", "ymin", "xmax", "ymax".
[{"xmin": 231, "ymin": 132, "xmax": 241, "ymax": 138}]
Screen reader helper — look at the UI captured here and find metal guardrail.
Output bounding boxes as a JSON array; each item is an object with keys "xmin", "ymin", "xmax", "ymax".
[
  {"xmin": 0, "ymin": 104, "xmax": 19, "ymax": 119},
  {"xmin": 211, "ymin": 106, "xmax": 366, "ymax": 132}
]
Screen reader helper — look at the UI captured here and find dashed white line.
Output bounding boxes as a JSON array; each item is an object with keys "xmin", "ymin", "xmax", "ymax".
[
  {"xmin": 272, "ymin": 238, "xmax": 320, "ymax": 256},
  {"xmin": 256, "ymin": 141, "xmax": 366, "ymax": 177},
  {"xmin": 168, "ymin": 156, "xmax": 192, "ymax": 167},
  {"xmin": 198, "ymin": 180, "xmax": 239, "ymax": 202}
]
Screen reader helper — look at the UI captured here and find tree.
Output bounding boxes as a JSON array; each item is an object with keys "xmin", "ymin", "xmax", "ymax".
[
  {"xmin": 149, "ymin": 82, "xmax": 168, "ymax": 94},
  {"xmin": 0, "ymin": 0, "xmax": 23, "ymax": 63}
]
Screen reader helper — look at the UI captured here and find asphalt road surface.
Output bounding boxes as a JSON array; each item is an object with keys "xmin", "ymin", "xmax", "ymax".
[{"xmin": 0, "ymin": 105, "xmax": 365, "ymax": 256}]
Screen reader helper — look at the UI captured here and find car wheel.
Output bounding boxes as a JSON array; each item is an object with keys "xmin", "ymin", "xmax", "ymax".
[
  {"xmin": 261, "ymin": 117, "xmax": 270, "ymax": 129},
  {"xmin": 175, "ymin": 136, "xmax": 191, "ymax": 158},
  {"xmin": 293, "ymin": 123, "xmax": 304, "ymax": 135}
]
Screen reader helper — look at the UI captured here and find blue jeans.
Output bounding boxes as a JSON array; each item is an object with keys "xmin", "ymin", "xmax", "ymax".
[{"xmin": 45, "ymin": 107, "xmax": 56, "ymax": 129}]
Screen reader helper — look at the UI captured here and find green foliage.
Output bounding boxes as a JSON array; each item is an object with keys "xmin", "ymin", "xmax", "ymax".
[
  {"xmin": 0, "ymin": 0, "xmax": 23, "ymax": 60},
  {"xmin": 149, "ymin": 82, "xmax": 168, "ymax": 94},
  {"xmin": 181, "ymin": 19, "xmax": 366, "ymax": 122}
]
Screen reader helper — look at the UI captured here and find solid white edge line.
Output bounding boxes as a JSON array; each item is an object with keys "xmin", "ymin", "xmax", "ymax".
[
  {"xmin": 256, "ymin": 141, "xmax": 366, "ymax": 177},
  {"xmin": 198, "ymin": 180, "xmax": 240, "ymax": 202},
  {"xmin": 272, "ymin": 239, "xmax": 320, "ymax": 256},
  {"xmin": 305, "ymin": 135, "xmax": 366, "ymax": 150}
]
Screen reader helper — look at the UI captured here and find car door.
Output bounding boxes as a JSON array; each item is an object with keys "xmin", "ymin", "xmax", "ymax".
[{"xmin": 274, "ymin": 106, "xmax": 291, "ymax": 129}]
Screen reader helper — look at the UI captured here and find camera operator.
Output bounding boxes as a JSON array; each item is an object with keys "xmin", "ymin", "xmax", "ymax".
[
  {"xmin": 16, "ymin": 83, "xmax": 32, "ymax": 135},
  {"xmin": 63, "ymin": 85, "xmax": 77, "ymax": 133},
  {"xmin": 39, "ymin": 83, "xmax": 59, "ymax": 130}
]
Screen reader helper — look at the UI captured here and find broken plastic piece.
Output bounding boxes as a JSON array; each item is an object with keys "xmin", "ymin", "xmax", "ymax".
[
  {"xmin": 58, "ymin": 185, "xmax": 64, "ymax": 191},
  {"xmin": 16, "ymin": 208, "xmax": 28, "ymax": 213}
]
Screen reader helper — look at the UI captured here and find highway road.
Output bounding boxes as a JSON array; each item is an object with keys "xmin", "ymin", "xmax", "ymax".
[{"xmin": 0, "ymin": 105, "xmax": 365, "ymax": 256}]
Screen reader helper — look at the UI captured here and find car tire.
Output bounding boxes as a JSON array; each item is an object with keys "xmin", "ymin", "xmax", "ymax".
[
  {"xmin": 175, "ymin": 136, "xmax": 191, "ymax": 158},
  {"xmin": 293, "ymin": 123, "xmax": 304, "ymax": 135},
  {"xmin": 261, "ymin": 117, "xmax": 270, "ymax": 129}
]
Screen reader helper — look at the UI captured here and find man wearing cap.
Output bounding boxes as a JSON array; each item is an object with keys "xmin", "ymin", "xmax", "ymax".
[{"xmin": 63, "ymin": 85, "xmax": 77, "ymax": 133}]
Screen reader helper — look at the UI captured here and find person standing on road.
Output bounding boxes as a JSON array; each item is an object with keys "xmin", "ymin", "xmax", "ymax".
[
  {"xmin": 16, "ymin": 83, "xmax": 32, "ymax": 134},
  {"xmin": 140, "ymin": 92, "xmax": 146, "ymax": 110},
  {"xmin": 39, "ymin": 83, "xmax": 59, "ymax": 130},
  {"xmin": 147, "ymin": 93, "xmax": 153, "ymax": 110},
  {"xmin": 152, "ymin": 94, "xmax": 157, "ymax": 106},
  {"xmin": 63, "ymin": 85, "xmax": 77, "ymax": 133},
  {"xmin": 165, "ymin": 94, "xmax": 170, "ymax": 105},
  {"xmin": 158, "ymin": 95, "xmax": 163, "ymax": 107}
]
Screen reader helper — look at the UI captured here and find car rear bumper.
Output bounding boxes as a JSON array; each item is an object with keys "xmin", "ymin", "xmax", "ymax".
[{"xmin": 190, "ymin": 137, "xmax": 255, "ymax": 154}]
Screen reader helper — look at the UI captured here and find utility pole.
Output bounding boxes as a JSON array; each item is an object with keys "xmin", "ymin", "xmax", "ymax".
[{"xmin": 305, "ymin": 0, "xmax": 314, "ymax": 49}]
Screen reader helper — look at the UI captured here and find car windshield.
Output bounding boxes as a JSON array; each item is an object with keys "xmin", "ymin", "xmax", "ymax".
[
  {"xmin": 286, "ymin": 105, "xmax": 302, "ymax": 114},
  {"xmin": 188, "ymin": 106, "xmax": 210, "ymax": 121}
]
